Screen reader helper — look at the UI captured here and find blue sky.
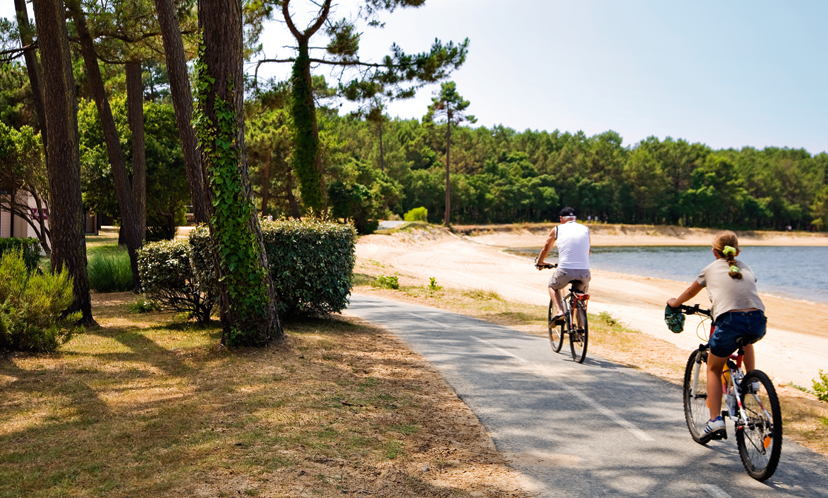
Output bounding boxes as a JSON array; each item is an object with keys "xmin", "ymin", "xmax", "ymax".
[
  {"xmin": 255, "ymin": 0, "xmax": 828, "ymax": 153},
  {"xmin": 4, "ymin": 0, "xmax": 827, "ymax": 153}
]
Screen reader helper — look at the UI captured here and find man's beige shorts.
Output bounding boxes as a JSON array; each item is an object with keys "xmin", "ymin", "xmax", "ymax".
[{"xmin": 548, "ymin": 268, "xmax": 591, "ymax": 292}]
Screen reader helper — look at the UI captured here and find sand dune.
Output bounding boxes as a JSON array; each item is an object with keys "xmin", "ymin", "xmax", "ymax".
[{"xmin": 357, "ymin": 225, "xmax": 828, "ymax": 388}]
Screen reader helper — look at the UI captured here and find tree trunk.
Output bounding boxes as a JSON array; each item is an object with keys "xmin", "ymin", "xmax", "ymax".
[
  {"xmin": 126, "ymin": 61, "xmax": 146, "ymax": 241},
  {"xmin": 67, "ymin": 0, "xmax": 142, "ymax": 293},
  {"xmin": 286, "ymin": 173, "xmax": 301, "ymax": 219},
  {"xmin": 378, "ymin": 121, "xmax": 385, "ymax": 172},
  {"xmin": 198, "ymin": 0, "xmax": 282, "ymax": 345},
  {"xmin": 260, "ymin": 149, "xmax": 271, "ymax": 215},
  {"xmin": 153, "ymin": 0, "xmax": 208, "ymax": 224},
  {"xmin": 444, "ymin": 117, "xmax": 451, "ymax": 226},
  {"xmin": 14, "ymin": 0, "xmax": 47, "ymax": 144},
  {"xmin": 30, "ymin": 0, "xmax": 93, "ymax": 324},
  {"xmin": 289, "ymin": 44, "xmax": 324, "ymax": 213},
  {"xmin": 282, "ymin": 0, "xmax": 330, "ymax": 215}
]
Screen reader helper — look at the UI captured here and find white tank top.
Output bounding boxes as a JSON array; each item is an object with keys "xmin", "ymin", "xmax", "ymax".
[{"xmin": 556, "ymin": 221, "xmax": 590, "ymax": 269}]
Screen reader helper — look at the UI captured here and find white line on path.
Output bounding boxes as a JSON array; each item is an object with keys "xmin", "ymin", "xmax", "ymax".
[
  {"xmin": 701, "ymin": 484, "xmax": 732, "ymax": 498},
  {"xmin": 408, "ymin": 313, "xmax": 449, "ymax": 328},
  {"xmin": 472, "ymin": 336, "xmax": 654, "ymax": 442}
]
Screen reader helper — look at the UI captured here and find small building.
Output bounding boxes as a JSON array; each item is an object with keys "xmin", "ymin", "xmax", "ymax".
[{"xmin": 0, "ymin": 189, "xmax": 44, "ymax": 240}]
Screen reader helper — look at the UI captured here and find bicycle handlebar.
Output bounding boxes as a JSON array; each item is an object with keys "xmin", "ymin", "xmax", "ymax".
[
  {"xmin": 677, "ymin": 304, "xmax": 712, "ymax": 318},
  {"xmin": 535, "ymin": 262, "xmax": 557, "ymax": 269}
]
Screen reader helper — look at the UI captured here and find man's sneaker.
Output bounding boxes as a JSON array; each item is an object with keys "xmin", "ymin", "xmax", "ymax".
[
  {"xmin": 704, "ymin": 416, "xmax": 725, "ymax": 437},
  {"xmin": 550, "ymin": 314, "xmax": 566, "ymax": 326}
]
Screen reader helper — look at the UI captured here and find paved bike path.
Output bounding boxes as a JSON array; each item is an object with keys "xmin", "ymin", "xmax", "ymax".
[{"xmin": 346, "ymin": 294, "xmax": 828, "ymax": 497}]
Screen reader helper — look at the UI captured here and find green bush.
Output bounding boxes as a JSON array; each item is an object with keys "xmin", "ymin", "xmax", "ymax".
[
  {"xmin": 375, "ymin": 275, "xmax": 400, "ymax": 290},
  {"xmin": 0, "ymin": 237, "xmax": 41, "ymax": 272},
  {"xmin": 404, "ymin": 207, "xmax": 428, "ymax": 222},
  {"xmin": 137, "ymin": 238, "xmax": 214, "ymax": 323},
  {"xmin": 190, "ymin": 218, "xmax": 356, "ymax": 318},
  {"xmin": 88, "ymin": 251, "xmax": 133, "ymax": 293},
  {"xmin": 813, "ymin": 370, "xmax": 828, "ymax": 402},
  {"xmin": 0, "ymin": 250, "xmax": 82, "ymax": 352}
]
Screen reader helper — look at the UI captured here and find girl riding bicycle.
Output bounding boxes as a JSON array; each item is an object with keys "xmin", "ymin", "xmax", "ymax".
[{"xmin": 667, "ymin": 231, "xmax": 767, "ymax": 438}]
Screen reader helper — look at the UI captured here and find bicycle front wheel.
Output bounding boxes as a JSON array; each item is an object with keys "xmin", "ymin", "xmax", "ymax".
[
  {"xmin": 547, "ymin": 300, "xmax": 564, "ymax": 353},
  {"xmin": 569, "ymin": 299, "xmax": 588, "ymax": 363},
  {"xmin": 737, "ymin": 370, "xmax": 782, "ymax": 481},
  {"xmin": 683, "ymin": 348, "xmax": 710, "ymax": 444}
]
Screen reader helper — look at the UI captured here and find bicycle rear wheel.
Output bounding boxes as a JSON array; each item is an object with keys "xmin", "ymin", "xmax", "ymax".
[
  {"xmin": 547, "ymin": 300, "xmax": 564, "ymax": 353},
  {"xmin": 569, "ymin": 299, "xmax": 588, "ymax": 363},
  {"xmin": 683, "ymin": 348, "xmax": 711, "ymax": 444},
  {"xmin": 737, "ymin": 370, "xmax": 782, "ymax": 481}
]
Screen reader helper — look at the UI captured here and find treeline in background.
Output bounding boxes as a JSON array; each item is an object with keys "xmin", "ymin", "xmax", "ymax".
[
  {"xmin": 4, "ymin": 61, "xmax": 828, "ymax": 234},
  {"xmin": 257, "ymin": 82, "xmax": 828, "ymax": 231}
]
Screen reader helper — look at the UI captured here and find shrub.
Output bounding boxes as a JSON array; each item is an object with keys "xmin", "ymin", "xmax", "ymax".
[
  {"xmin": 88, "ymin": 251, "xmax": 133, "ymax": 292},
  {"xmin": 0, "ymin": 249, "xmax": 81, "ymax": 352},
  {"xmin": 0, "ymin": 237, "xmax": 41, "ymax": 273},
  {"xmin": 375, "ymin": 275, "xmax": 400, "ymax": 290},
  {"xmin": 404, "ymin": 207, "xmax": 428, "ymax": 222},
  {"xmin": 190, "ymin": 218, "xmax": 356, "ymax": 318},
  {"xmin": 137, "ymin": 238, "xmax": 214, "ymax": 323},
  {"xmin": 813, "ymin": 370, "xmax": 828, "ymax": 402}
]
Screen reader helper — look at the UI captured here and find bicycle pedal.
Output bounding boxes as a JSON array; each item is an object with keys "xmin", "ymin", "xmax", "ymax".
[{"xmin": 700, "ymin": 428, "xmax": 727, "ymax": 443}]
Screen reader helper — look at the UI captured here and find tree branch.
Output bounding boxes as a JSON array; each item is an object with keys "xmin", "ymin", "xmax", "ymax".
[
  {"xmin": 0, "ymin": 41, "xmax": 36, "ymax": 63},
  {"xmin": 281, "ymin": 0, "xmax": 303, "ymax": 40},
  {"xmin": 304, "ymin": 0, "xmax": 332, "ymax": 39}
]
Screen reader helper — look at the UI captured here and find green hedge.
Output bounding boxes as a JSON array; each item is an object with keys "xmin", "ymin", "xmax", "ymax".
[
  {"xmin": 0, "ymin": 237, "xmax": 41, "ymax": 272},
  {"xmin": 137, "ymin": 238, "xmax": 214, "ymax": 323},
  {"xmin": 190, "ymin": 219, "xmax": 356, "ymax": 318}
]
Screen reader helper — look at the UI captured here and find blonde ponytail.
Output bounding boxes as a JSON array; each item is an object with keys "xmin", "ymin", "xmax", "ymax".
[{"xmin": 713, "ymin": 231, "xmax": 743, "ymax": 280}]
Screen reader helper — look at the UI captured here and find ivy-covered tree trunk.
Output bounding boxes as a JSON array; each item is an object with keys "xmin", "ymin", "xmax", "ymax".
[
  {"xmin": 126, "ymin": 61, "xmax": 146, "ymax": 241},
  {"xmin": 196, "ymin": 0, "xmax": 282, "ymax": 346},
  {"xmin": 289, "ymin": 45, "xmax": 324, "ymax": 213},
  {"xmin": 153, "ymin": 0, "xmax": 208, "ymax": 224},
  {"xmin": 282, "ymin": 0, "xmax": 330, "ymax": 215},
  {"xmin": 30, "ymin": 0, "xmax": 93, "ymax": 324},
  {"xmin": 67, "ymin": 0, "xmax": 143, "ymax": 292}
]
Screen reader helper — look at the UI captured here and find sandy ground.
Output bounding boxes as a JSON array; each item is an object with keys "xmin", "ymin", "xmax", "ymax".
[{"xmin": 357, "ymin": 225, "xmax": 828, "ymax": 389}]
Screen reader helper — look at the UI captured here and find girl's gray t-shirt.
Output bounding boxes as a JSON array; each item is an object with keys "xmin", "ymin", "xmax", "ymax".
[{"xmin": 697, "ymin": 259, "xmax": 765, "ymax": 320}]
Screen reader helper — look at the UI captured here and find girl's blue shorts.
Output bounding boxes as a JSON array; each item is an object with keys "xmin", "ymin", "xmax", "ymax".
[{"xmin": 709, "ymin": 309, "xmax": 766, "ymax": 358}]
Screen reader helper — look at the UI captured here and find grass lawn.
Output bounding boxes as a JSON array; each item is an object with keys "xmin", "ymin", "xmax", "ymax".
[{"xmin": 1, "ymin": 238, "xmax": 526, "ymax": 497}]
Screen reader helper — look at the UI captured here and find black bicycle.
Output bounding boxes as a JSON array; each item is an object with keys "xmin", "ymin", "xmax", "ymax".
[
  {"xmin": 537, "ymin": 262, "xmax": 589, "ymax": 363},
  {"xmin": 677, "ymin": 304, "xmax": 782, "ymax": 481}
]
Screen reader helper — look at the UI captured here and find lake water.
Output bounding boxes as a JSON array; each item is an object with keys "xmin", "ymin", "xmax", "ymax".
[{"xmin": 509, "ymin": 246, "xmax": 828, "ymax": 304}]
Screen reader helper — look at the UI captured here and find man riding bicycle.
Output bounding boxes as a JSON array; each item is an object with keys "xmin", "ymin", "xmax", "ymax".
[{"xmin": 536, "ymin": 207, "xmax": 592, "ymax": 325}]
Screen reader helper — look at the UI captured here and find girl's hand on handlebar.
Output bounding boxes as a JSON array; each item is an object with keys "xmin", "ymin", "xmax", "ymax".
[{"xmin": 667, "ymin": 298, "xmax": 681, "ymax": 308}]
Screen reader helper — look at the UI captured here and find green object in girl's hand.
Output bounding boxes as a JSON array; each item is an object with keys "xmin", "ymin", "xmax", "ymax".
[
  {"xmin": 664, "ymin": 305, "xmax": 685, "ymax": 334},
  {"xmin": 723, "ymin": 245, "xmax": 736, "ymax": 256}
]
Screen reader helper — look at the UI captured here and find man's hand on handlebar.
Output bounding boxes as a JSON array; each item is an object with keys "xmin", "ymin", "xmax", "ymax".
[{"xmin": 534, "ymin": 257, "xmax": 556, "ymax": 270}]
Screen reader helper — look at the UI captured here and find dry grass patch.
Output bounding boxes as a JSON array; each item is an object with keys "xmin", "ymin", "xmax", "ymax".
[
  {"xmin": 0, "ymin": 292, "xmax": 527, "ymax": 497},
  {"xmin": 353, "ymin": 276, "xmax": 828, "ymax": 458}
]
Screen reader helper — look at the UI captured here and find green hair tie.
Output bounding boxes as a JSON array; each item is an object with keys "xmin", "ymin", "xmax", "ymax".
[
  {"xmin": 722, "ymin": 245, "xmax": 736, "ymax": 256},
  {"xmin": 730, "ymin": 265, "xmax": 739, "ymax": 273}
]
